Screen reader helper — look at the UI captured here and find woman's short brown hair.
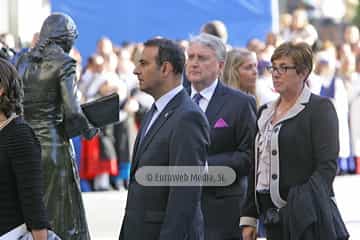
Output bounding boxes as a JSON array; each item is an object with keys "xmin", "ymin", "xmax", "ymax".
[
  {"xmin": 271, "ymin": 41, "xmax": 313, "ymax": 77},
  {"xmin": 0, "ymin": 58, "xmax": 23, "ymax": 117}
]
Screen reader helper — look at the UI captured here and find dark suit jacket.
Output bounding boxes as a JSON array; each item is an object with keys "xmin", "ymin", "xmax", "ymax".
[
  {"xmin": 119, "ymin": 89, "xmax": 210, "ymax": 240},
  {"xmin": 282, "ymin": 174, "xmax": 349, "ymax": 240},
  {"xmin": 190, "ymin": 82, "xmax": 257, "ymax": 240},
  {"xmin": 242, "ymin": 93, "xmax": 339, "ymax": 224}
]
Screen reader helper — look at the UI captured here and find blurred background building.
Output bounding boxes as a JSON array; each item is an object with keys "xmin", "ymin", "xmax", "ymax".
[{"xmin": 0, "ymin": 0, "xmax": 50, "ymax": 47}]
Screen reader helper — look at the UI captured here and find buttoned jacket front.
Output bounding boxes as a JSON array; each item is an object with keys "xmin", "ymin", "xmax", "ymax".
[{"xmin": 241, "ymin": 86, "xmax": 339, "ymax": 226}]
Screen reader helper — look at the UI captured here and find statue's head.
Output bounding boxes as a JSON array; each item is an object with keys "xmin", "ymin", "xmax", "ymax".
[{"xmin": 39, "ymin": 13, "xmax": 78, "ymax": 53}]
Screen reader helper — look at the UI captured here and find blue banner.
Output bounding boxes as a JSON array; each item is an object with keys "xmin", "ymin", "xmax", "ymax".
[{"xmin": 51, "ymin": 0, "xmax": 275, "ymax": 61}]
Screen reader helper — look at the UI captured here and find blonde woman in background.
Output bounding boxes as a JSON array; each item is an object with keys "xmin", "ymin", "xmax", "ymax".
[{"xmin": 222, "ymin": 48, "xmax": 258, "ymax": 97}]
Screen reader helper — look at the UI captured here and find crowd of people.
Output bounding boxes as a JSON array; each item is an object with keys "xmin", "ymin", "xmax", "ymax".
[{"xmin": 0, "ymin": 5, "xmax": 358, "ymax": 240}]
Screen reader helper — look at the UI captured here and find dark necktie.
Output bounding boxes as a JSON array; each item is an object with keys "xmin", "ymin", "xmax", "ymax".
[
  {"xmin": 139, "ymin": 103, "xmax": 157, "ymax": 144},
  {"xmin": 192, "ymin": 93, "xmax": 202, "ymax": 105}
]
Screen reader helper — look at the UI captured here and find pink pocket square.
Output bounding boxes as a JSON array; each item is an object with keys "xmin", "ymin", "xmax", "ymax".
[{"xmin": 214, "ymin": 118, "xmax": 229, "ymax": 128}]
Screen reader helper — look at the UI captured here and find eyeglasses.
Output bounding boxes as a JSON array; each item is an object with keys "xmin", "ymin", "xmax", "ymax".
[{"xmin": 266, "ymin": 65, "xmax": 297, "ymax": 74}]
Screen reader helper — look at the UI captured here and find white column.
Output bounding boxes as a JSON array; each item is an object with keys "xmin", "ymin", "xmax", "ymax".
[
  {"xmin": 271, "ymin": 0, "xmax": 280, "ymax": 34},
  {"xmin": 16, "ymin": 0, "xmax": 50, "ymax": 44},
  {"xmin": 0, "ymin": 0, "xmax": 10, "ymax": 34}
]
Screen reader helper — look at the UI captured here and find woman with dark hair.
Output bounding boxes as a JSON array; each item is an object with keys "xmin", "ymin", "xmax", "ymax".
[
  {"xmin": 0, "ymin": 58, "xmax": 49, "ymax": 239},
  {"xmin": 15, "ymin": 13, "xmax": 97, "ymax": 240}
]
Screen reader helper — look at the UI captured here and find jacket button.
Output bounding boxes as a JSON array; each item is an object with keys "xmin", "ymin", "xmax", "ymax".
[
  {"xmin": 272, "ymin": 150, "xmax": 277, "ymax": 155},
  {"xmin": 272, "ymin": 174, "xmax": 278, "ymax": 180}
]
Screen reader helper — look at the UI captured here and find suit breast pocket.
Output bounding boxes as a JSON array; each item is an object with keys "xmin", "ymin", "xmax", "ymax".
[{"xmin": 143, "ymin": 137, "xmax": 169, "ymax": 161}]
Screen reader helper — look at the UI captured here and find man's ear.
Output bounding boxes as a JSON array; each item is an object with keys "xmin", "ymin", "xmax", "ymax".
[
  {"xmin": 298, "ymin": 68, "xmax": 309, "ymax": 80},
  {"xmin": 219, "ymin": 60, "xmax": 225, "ymax": 70},
  {"xmin": 161, "ymin": 62, "xmax": 173, "ymax": 76},
  {"xmin": 218, "ymin": 60, "xmax": 225, "ymax": 76}
]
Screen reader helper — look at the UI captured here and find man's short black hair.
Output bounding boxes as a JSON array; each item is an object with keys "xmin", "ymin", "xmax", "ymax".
[{"xmin": 144, "ymin": 38, "xmax": 185, "ymax": 75}]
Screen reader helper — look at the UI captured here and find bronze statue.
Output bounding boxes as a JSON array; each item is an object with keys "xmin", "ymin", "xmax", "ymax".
[{"xmin": 15, "ymin": 13, "xmax": 97, "ymax": 240}]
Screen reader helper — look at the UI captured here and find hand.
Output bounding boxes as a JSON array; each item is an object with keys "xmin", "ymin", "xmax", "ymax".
[
  {"xmin": 83, "ymin": 127, "xmax": 99, "ymax": 139},
  {"xmin": 242, "ymin": 226, "xmax": 257, "ymax": 240}
]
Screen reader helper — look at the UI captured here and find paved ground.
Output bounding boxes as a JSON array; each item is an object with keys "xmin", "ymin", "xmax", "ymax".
[{"xmin": 83, "ymin": 175, "xmax": 360, "ymax": 240}]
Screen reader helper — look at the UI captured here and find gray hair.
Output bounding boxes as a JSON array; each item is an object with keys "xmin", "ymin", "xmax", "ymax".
[{"xmin": 189, "ymin": 33, "xmax": 226, "ymax": 62}]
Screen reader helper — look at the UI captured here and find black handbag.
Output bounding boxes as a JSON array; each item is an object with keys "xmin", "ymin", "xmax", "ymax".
[{"xmin": 81, "ymin": 93, "xmax": 120, "ymax": 127}]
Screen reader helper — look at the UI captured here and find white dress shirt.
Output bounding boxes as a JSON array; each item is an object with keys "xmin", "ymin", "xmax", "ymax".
[
  {"xmin": 145, "ymin": 84, "xmax": 183, "ymax": 134},
  {"xmin": 190, "ymin": 79, "xmax": 218, "ymax": 112}
]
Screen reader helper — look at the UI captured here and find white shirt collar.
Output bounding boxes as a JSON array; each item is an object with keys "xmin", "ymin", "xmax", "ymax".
[
  {"xmin": 258, "ymin": 85, "xmax": 312, "ymax": 130},
  {"xmin": 267, "ymin": 85, "xmax": 311, "ymax": 112},
  {"xmin": 154, "ymin": 84, "xmax": 184, "ymax": 114},
  {"xmin": 191, "ymin": 79, "xmax": 218, "ymax": 102}
]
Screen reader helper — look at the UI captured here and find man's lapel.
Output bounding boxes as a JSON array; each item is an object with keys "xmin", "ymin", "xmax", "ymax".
[
  {"xmin": 137, "ymin": 108, "xmax": 174, "ymax": 154},
  {"xmin": 130, "ymin": 112, "xmax": 149, "ymax": 177},
  {"xmin": 131, "ymin": 104, "xmax": 155, "ymax": 160},
  {"xmin": 205, "ymin": 81, "xmax": 227, "ymax": 127},
  {"xmin": 130, "ymin": 90, "xmax": 186, "ymax": 176}
]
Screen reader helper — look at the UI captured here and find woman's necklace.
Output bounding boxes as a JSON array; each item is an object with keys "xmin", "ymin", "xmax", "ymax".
[
  {"xmin": 275, "ymin": 104, "xmax": 292, "ymax": 117},
  {"xmin": 272, "ymin": 103, "xmax": 294, "ymax": 124}
]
